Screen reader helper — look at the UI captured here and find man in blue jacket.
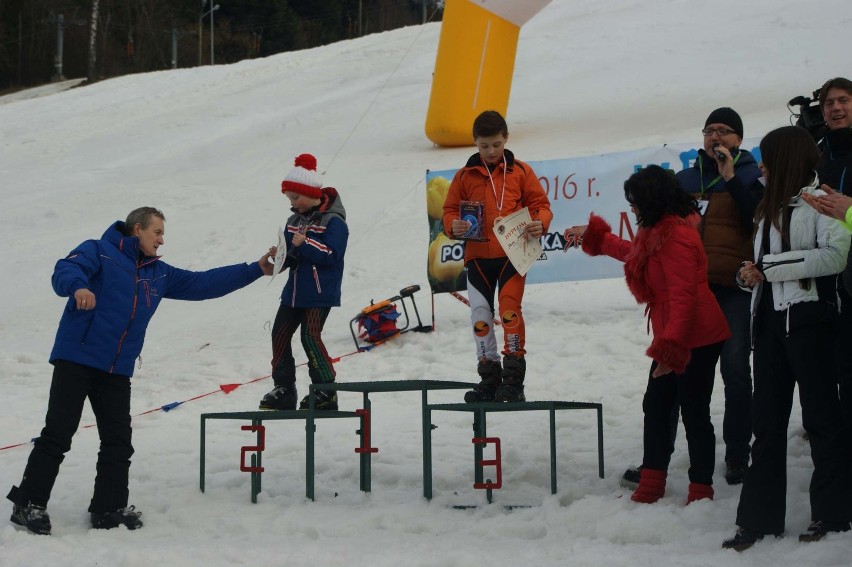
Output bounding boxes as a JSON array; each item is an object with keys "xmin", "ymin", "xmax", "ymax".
[{"xmin": 7, "ymin": 206, "xmax": 274, "ymax": 535}]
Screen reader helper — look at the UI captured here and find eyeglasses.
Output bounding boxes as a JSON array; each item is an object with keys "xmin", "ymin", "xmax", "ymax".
[{"xmin": 702, "ymin": 127, "xmax": 736, "ymax": 137}]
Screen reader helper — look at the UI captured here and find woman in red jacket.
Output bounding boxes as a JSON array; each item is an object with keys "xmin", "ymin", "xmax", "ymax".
[{"xmin": 566, "ymin": 165, "xmax": 730, "ymax": 504}]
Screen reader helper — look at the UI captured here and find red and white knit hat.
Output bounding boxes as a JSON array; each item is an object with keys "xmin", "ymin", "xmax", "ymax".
[{"xmin": 281, "ymin": 154, "xmax": 322, "ymax": 199}]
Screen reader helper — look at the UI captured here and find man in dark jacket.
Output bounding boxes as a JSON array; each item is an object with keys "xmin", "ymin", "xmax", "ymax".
[
  {"xmin": 817, "ymin": 77, "xmax": 852, "ymax": 194},
  {"xmin": 677, "ymin": 108, "xmax": 763, "ymax": 484},
  {"xmin": 7, "ymin": 207, "xmax": 274, "ymax": 535},
  {"xmin": 817, "ymin": 78, "xmax": 852, "ymax": 451}
]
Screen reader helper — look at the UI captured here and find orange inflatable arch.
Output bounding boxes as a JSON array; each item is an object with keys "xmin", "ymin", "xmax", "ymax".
[{"xmin": 425, "ymin": 0, "xmax": 553, "ymax": 147}]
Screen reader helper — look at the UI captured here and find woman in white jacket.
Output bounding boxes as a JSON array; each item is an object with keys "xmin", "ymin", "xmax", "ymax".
[{"xmin": 723, "ymin": 126, "xmax": 851, "ymax": 551}]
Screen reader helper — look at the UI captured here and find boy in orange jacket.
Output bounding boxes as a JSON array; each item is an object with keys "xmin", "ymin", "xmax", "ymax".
[{"xmin": 442, "ymin": 110, "xmax": 552, "ymax": 402}]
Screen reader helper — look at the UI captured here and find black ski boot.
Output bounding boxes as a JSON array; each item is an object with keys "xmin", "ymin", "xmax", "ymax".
[
  {"xmin": 10, "ymin": 501, "xmax": 51, "ymax": 535},
  {"xmin": 259, "ymin": 383, "xmax": 298, "ymax": 410},
  {"xmin": 798, "ymin": 520, "xmax": 851, "ymax": 542},
  {"xmin": 724, "ymin": 459, "xmax": 748, "ymax": 485},
  {"xmin": 91, "ymin": 505, "xmax": 143, "ymax": 530},
  {"xmin": 620, "ymin": 465, "xmax": 642, "ymax": 489},
  {"xmin": 299, "ymin": 389, "xmax": 338, "ymax": 410},
  {"xmin": 494, "ymin": 355, "xmax": 526, "ymax": 402},
  {"xmin": 722, "ymin": 526, "xmax": 781, "ymax": 551},
  {"xmin": 464, "ymin": 359, "xmax": 502, "ymax": 402}
]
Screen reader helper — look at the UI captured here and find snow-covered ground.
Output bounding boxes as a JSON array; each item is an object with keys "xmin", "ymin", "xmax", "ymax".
[{"xmin": 1, "ymin": 1, "xmax": 850, "ymax": 565}]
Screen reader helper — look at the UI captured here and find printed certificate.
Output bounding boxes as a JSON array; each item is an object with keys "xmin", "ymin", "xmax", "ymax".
[
  {"xmin": 268, "ymin": 226, "xmax": 287, "ymax": 284},
  {"xmin": 493, "ymin": 207, "xmax": 542, "ymax": 276}
]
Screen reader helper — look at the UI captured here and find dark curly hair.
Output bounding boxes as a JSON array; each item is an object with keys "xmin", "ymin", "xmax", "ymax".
[{"xmin": 623, "ymin": 165, "xmax": 698, "ymax": 228}]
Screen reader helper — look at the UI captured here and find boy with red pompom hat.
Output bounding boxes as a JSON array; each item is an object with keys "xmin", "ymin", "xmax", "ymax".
[{"xmin": 259, "ymin": 153, "xmax": 349, "ymax": 411}]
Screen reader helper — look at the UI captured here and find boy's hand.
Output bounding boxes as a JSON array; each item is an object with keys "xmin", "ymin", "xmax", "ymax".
[
  {"xmin": 524, "ymin": 219, "xmax": 544, "ymax": 239},
  {"xmin": 451, "ymin": 219, "xmax": 472, "ymax": 238}
]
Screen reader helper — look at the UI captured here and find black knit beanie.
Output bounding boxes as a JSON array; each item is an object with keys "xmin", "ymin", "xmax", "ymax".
[{"xmin": 705, "ymin": 107, "xmax": 743, "ymax": 138}]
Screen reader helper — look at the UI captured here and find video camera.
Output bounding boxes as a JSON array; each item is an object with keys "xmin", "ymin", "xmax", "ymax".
[{"xmin": 789, "ymin": 88, "xmax": 826, "ymax": 141}]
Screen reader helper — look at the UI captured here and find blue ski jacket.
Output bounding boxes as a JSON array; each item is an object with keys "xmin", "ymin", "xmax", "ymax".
[
  {"xmin": 280, "ymin": 187, "xmax": 348, "ymax": 307},
  {"xmin": 50, "ymin": 221, "xmax": 264, "ymax": 377}
]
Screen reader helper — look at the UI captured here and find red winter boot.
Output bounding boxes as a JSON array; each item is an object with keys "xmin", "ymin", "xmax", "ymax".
[
  {"xmin": 630, "ymin": 468, "xmax": 666, "ymax": 503},
  {"xmin": 686, "ymin": 482, "xmax": 714, "ymax": 504}
]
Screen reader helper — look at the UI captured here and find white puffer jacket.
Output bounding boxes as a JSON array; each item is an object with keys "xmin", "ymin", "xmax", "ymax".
[{"xmin": 750, "ymin": 176, "xmax": 850, "ymax": 316}]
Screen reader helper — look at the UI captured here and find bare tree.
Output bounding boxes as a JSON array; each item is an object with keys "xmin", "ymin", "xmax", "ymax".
[
  {"xmin": 0, "ymin": 0, "xmax": 442, "ymax": 91},
  {"xmin": 86, "ymin": 0, "xmax": 98, "ymax": 82}
]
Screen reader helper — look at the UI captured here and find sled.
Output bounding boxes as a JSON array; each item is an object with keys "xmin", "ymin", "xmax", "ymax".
[{"xmin": 349, "ymin": 285, "xmax": 432, "ymax": 351}]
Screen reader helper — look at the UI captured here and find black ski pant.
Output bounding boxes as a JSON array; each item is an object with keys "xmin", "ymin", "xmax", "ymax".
[
  {"xmin": 270, "ymin": 305, "xmax": 334, "ymax": 387},
  {"xmin": 642, "ymin": 342, "xmax": 722, "ymax": 485},
  {"xmin": 652, "ymin": 286, "xmax": 753, "ymax": 467},
  {"xmin": 6, "ymin": 360, "xmax": 133, "ymax": 514},
  {"xmin": 712, "ymin": 284, "xmax": 754, "ymax": 464},
  {"xmin": 835, "ymin": 288, "xmax": 852, "ymax": 522},
  {"xmin": 833, "ymin": 288, "xmax": 852, "ymax": 445},
  {"xmin": 736, "ymin": 298, "xmax": 849, "ymax": 534}
]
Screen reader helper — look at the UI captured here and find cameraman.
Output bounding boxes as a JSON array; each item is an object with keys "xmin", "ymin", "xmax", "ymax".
[
  {"xmin": 817, "ymin": 78, "xmax": 852, "ymax": 446},
  {"xmin": 818, "ymin": 77, "xmax": 852, "ymax": 192}
]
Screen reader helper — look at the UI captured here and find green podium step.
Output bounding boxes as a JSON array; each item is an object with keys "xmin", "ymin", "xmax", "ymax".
[{"xmin": 423, "ymin": 401, "xmax": 605, "ymax": 502}]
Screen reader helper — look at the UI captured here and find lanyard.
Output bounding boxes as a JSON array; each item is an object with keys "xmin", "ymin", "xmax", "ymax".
[
  {"xmin": 485, "ymin": 154, "xmax": 507, "ymax": 213},
  {"xmin": 698, "ymin": 150, "xmax": 742, "ymax": 198}
]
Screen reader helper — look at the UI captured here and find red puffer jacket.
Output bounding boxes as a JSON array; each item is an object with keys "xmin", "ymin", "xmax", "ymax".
[{"xmin": 582, "ymin": 213, "xmax": 730, "ymax": 373}]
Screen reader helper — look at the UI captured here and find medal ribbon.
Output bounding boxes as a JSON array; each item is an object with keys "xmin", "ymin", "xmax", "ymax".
[{"xmin": 485, "ymin": 154, "xmax": 507, "ymax": 214}]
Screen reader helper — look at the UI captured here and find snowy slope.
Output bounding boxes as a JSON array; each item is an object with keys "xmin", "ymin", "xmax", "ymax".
[{"xmin": 1, "ymin": 1, "xmax": 850, "ymax": 566}]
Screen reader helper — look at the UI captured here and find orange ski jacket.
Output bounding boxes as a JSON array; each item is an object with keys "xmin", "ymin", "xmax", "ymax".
[{"xmin": 442, "ymin": 149, "xmax": 552, "ymax": 262}]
